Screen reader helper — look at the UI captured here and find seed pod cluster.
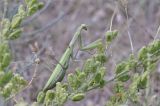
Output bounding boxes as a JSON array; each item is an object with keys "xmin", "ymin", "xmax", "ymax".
[
  {"xmin": 107, "ymin": 40, "xmax": 160, "ymax": 105},
  {"xmin": 25, "ymin": 0, "xmax": 44, "ymax": 16},
  {"xmin": 0, "ymin": 0, "xmax": 43, "ymax": 100}
]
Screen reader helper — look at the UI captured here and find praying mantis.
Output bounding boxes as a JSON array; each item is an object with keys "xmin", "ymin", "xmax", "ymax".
[{"xmin": 43, "ymin": 24, "xmax": 103, "ymax": 91}]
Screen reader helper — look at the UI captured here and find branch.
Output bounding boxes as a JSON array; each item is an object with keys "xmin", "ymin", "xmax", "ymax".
[
  {"xmin": 154, "ymin": 24, "xmax": 160, "ymax": 40},
  {"xmin": 22, "ymin": 11, "xmax": 66, "ymax": 37},
  {"xmin": 21, "ymin": 0, "xmax": 53, "ymax": 26}
]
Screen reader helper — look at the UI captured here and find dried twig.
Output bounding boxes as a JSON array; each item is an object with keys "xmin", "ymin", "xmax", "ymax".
[{"xmin": 154, "ymin": 25, "xmax": 160, "ymax": 40}]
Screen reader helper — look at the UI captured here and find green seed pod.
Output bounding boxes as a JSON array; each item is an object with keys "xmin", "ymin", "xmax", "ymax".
[
  {"xmin": 2, "ymin": 82, "xmax": 13, "ymax": 98},
  {"xmin": 37, "ymin": 91, "xmax": 46, "ymax": 103},
  {"xmin": 8, "ymin": 28, "xmax": 22, "ymax": 40},
  {"xmin": 138, "ymin": 77, "xmax": 147, "ymax": 89},
  {"xmin": 95, "ymin": 53, "xmax": 107, "ymax": 63},
  {"xmin": 116, "ymin": 62, "xmax": 127, "ymax": 74},
  {"xmin": 1, "ymin": 18, "xmax": 10, "ymax": 28},
  {"xmin": 118, "ymin": 75, "xmax": 130, "ymax": 82},
  {"xmin": 77, "ymin": 72, "xmax": 86, "ymax": 82},
  {"xmin": 37, "ymin": 2, "xmax": 44, "ymax": 10},
  {"xmin": 71, "ymin": 93, "xmax": 85, "ymax": 101},
  {"xmin": 2, "ymin": 28, "xmax": 10, "ymax": 39},
  {"xmin": 45, "ymin": 90, "xmax": 55, "ymax": 100},
  {"xmin": 12, "ymin": 74, "xmax": 27, "ymax": 85},
  {"xmin": 138, "ymin": 71, "xmax": 149, "ymax": 89},
  {"xmin": 100, "ymin": 79, "xmax": 105, "ymax": 88},
  {"xmin": 2, "ymin": 53, "xmax": 11, "ymax": 69},
  {"xmin": 1, "ymin": 19, "xmax": 11, "ymax": 38},
  {"xmin": 18, "ymin": 5, "xmax": 26, "ymax": 18},
  {"xmin": 138, "ymin": 46, "xmax": 148, "ymax": 61},
  {"xmin": 0, "ymin": 71, "xmax": 13, "ymax": 87},
  {"xmin": 44, "ymin": 90, "xmax": 55, "ymax": 106},
  {"xmin": 94, "ymin": 72, "xmax": 102, "ymax": 83},
  {"xmin": 11, "ymin": 15, "xmax": 22, "ymax": 29},
  {"xmin": 105, "ymin": 30, "xmax": 118, "ymax": 45},
  {"xmin": 28, "ymin": 5, "xmax": 38, "ymax": 16},
  {"xmin": 29, "ymin": 0, "xmax": 37, "ymax": 6}
]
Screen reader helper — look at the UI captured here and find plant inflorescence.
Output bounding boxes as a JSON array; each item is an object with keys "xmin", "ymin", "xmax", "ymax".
[{"xmin": 0, "ymin": 0, "xmax": 43, "ymax": 100}]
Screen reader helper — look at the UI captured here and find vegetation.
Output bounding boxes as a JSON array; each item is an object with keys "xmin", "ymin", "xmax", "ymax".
[{"xmin": 0, "ymin": 0, "xmax": 160, "ymax": 106}]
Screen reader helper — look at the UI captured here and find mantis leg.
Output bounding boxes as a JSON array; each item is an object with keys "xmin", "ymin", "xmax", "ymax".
[{"xmin": 79, "ymin": 38, "xmax": 103, "ymax": 51}]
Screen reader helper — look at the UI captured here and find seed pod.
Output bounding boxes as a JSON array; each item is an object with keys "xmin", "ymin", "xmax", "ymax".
[
  {"xmin": 37, "ymin": 2, "xmax": 44, "ymax": 10},
  {"xmin": 1, "ymin": 19, "xmax": 11, "ymax": 38},
  {"xmin": 105, "ymin": 30, "xmax": 118, "ymax": 45},
  {"xmin": 18, "ymin": 5, "xmax": 26, "ymax": 18},
  {"xmin": 118, "ymin": 75, "xmax": 130, "ymax": 82},
  {"xmin": 2, "ymin": 28, "xmax": 10, "ymax": 38},
  {"xmin": 28, "ymin": 5, "xmax": 38, "ymax": 16},
  {"xmin": 45, "ymin": 90, "xmax": 55, "ymax": 100},
  {"xmin": 71, "ymin": 93, "xmax": 85, "ymax": 101},
  {"xmin": 29, "ymin": 0, "xmax": 37, "ymax": 7},
  {"xmin": 2, "ymin": 82, "xmax": 13, "ymax": 98},
  {"xmin": 9, "ymin": 28, "xmax": 22, "ymax": 40},
  {"xmin": 37, "ymin": 91, "xmax": 46, "ymax": 103},
  {"xmin": 11, "ymin": 15, "xmax": 22, "ymax": 29},
  {"xmin": 2, "ymin": 53, "xmax": 11, "ymax": 69},
  {"xmin": 44, "ymin": 90, "xmax": 55, "ymax": 105}
]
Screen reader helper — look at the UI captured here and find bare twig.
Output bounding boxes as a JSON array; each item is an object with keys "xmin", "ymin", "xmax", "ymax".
[
  {"xmin": 154, "ymin": 25, "xmax": 160, "ymax": 40},
  {"xmin": 2, "ymin": 0, "xmax": 8, "ymax": 19},
  {"xmin": 125, "ymin": 6, "xmax": 134, "ymax": 54},
  {"xmin": 27, "ymin": 62, "xmax": 38, "ymax": 86},
  {"xmin": 110, "ymin": 3, "xmax": 117, "ymax": 31}
]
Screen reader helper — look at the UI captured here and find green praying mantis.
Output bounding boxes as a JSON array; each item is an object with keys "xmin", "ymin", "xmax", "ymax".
[{"xmin": 43, "ymin": 24, "xmax": 103, "ymax": 91}]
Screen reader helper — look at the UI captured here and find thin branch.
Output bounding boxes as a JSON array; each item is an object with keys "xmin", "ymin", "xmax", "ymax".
[
  {"xmin": 125, "ymin": 7, "xmax": 134, "ymax": 54},
  {"xmin": 154, "ymin": 24, "xmax": 160, "ymax": 40},
  {"xmin": 0, "ymin": 0, "xmax": 8, "ymax": 42},
  {"xmin": 27, "ymin": 63, "xmax": 38, "ymax": 86},
  {"xmin": 2, "ymin": 0, "xmax": 8, "ymax": 19},
  {"xmin": 23, "ymin": 12, "xmax": 66, "ymax": 37},
  {"xmin": 18, "ymin": 12, "xmax": 66, "ymax": 44},
  {"xmin": 110, "ymin": 3, "xmax": 117, "ymax": 31},
  {"xmin": 22, "ymin": 0, "xmax": 53, "ymax": 26}
]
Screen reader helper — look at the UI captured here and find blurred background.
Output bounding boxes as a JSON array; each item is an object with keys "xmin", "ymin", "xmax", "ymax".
[{"xmin": 0, "ymin": 0, "xmax": 160, "ymax": 106}]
